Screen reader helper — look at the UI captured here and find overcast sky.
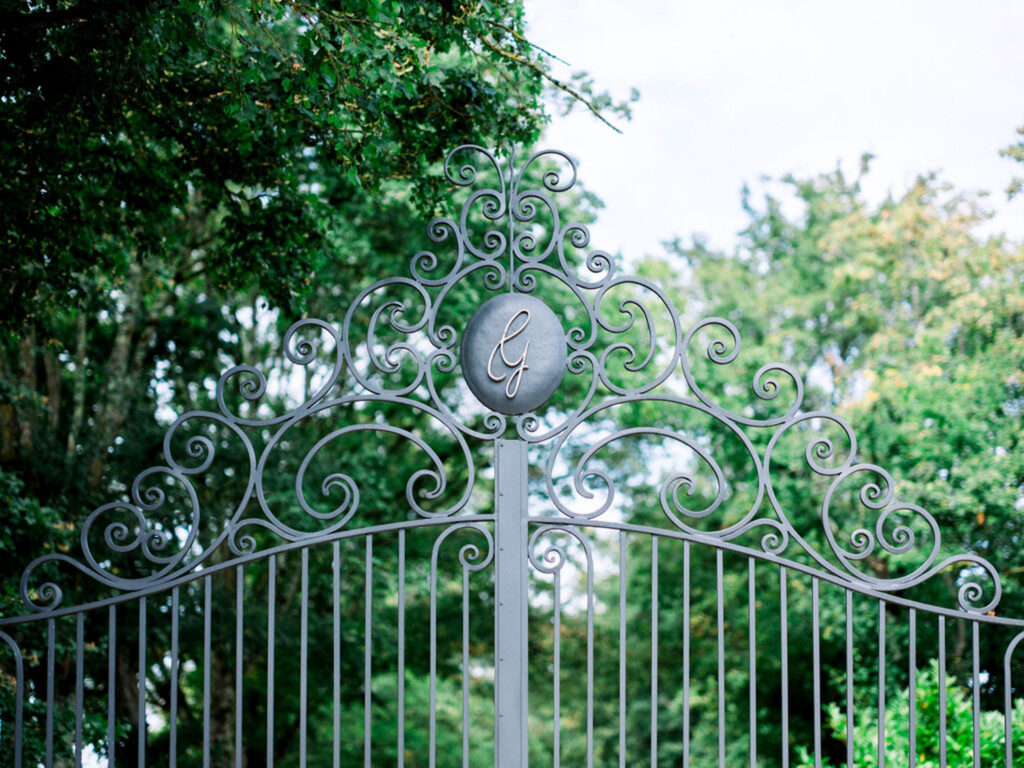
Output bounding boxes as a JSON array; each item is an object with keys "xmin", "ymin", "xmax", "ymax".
[{"xmin": 524, "ymin": 0, "xmax": 1024, "ymax": 261}]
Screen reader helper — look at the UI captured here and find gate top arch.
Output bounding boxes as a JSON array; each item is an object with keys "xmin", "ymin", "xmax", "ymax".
[{"xmin": 2, "ymin": 144, "xmax": 1015, "ymax": 625}]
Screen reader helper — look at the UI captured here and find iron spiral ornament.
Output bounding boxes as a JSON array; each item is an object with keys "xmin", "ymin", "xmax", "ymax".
[{"xmin": 14, "ymin": 144, "xmax": 1006, "ymax": 618}]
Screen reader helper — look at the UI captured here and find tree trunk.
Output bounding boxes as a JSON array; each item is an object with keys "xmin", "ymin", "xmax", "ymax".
[
  {"xmin": 88, "ymin": 264, "xmax": 143, "ymax": 487},
  {"xmin": 65, "ymin": 303, "xmax": 89, "ymax": 466},
  {"xmin": 17, "ymin": 326, "xmax": 36, "ymax": 450}
]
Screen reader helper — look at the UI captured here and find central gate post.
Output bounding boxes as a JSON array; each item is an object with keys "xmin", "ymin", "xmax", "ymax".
[{"xmin": 494, "ymin": 438, "xmax": 528, "ymax": 767}]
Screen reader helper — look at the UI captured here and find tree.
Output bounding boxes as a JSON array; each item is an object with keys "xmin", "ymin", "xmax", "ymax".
[
  {"xmin": 0, "ymin": 2, "xmax": 629, "ymax": 764},
  {"xmin": 1002, "ymin": 123, "xmax": 1024, "ymax": 199},
  {"xmin": 0, "ymin": 0, "xmax": 633, "ymax": 327},
  {"xmin": 796, "ymin": 661, "xmax": 1024, "ymax": 767},
  {"xmin": 530, "ymin": 161, "xmax": 1024, "ymax": 767},
  {"xmin": 643, "ymin": 162, "xmax": 1024, "ymax": 765}
]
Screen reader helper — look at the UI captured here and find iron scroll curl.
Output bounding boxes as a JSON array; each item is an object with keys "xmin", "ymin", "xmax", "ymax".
[{"xmin": 11, "ymin": 144, "xmax": 1008, "ymax": 619}]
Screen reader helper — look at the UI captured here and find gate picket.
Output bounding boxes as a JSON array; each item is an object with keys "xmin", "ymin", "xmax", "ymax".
[{"xmin": 2, "ymin": 144, "xmax": 1021, "ymax": 768}]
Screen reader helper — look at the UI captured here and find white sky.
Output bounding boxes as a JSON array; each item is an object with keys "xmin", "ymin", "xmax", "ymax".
[{"xmin": 525, "ymin": 0, "xmax": 1024, "ymax": 259}]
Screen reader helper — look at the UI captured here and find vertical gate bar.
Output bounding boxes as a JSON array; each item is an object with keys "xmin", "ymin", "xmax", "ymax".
[
  {"xmin": 398, "ymin": 530, "xmax": 406, "ymax": 767},
  {"xmin": 652, "ymin": 537, "xmax": 659, "ymax": 768},
  {"xmin": 75, "ymin": 612, "xmax": 84, "ymax": 768},
  {"xmin": 812, "ymin": 578, "xmax": 821, "ymax": 768},
  {"xmin": 938, "ymin": 615, "xmax": 947, "ymax": 768},
  {"xmin": 716, "ymin": 548, "xmax": 724, "ymax": 768},
  {"xmin": 268, "ymin": 555, "xmax": 277, "ymax": 768},
  {"xmin": 1004, "ymin": 633, "xmax": 1022, "ymax": 768},
  {"xmin": 108, "ymin": 604, "xmax": 116, "ymax": 768},
  {"xmin": 909, "ymin": 609, "xmax": 917, "ymax": 768},
  {"xmin": 462, "ymin": 551, "xmax": 471, "ymax": 768},
  {"xmin": 554, "ymin": 565, "xmax": 561, "ymax": 768},
  {"xmin": 333, "ymin": 542, "xmax": 341, "ymax": 768},
  {"xmin": 845, "ymin": 591, "xmax": 853, "ymax": 768},
  {"xmin": 203, "ymin": 576, "xmax": 211, "ymax": 768},
  {"xmin": 748, "ymin": 557, "xmax": 757, "ymax": 768},
  {"xmin": 494, "ymin": 439, "xmax": 528, "ymax": 768},
  {"xmin": 0, "ymin": 631, "xmax": 25, "ymax": 768},
  {"xmin": 365, "ymin": 535, "xmax": 374, "ymax": 768},
  {"xmin": 429, "ymin": 534, "xmax": 438, "ymax": 768},
  {"xmin": 619, "ymin": 531, "xmax": 627, "ymax": 768},
  {"xmin": 780, "ymin": 567, "xmax": 789, "ymax": 768},
  {"xmin": 236, "ymin": 566, "xmax": 244, "ymax": 768},
  {"xmin": 1007, "ymin": 658, "xmax": 1013, "ymax": 768},
  {"xmin": 171, "ymin": 586, "xmax": 180, "ymax": 768},
  {"xmin": 138, "ymin": 596, "xmax": 147, "ymax": 768},
  {"xmin": 46, "ymin": 617, "xmax": 54, "ymax": 768},
  {"xmin": 972, "ymin": 621, "xmax": 981, "ymax": 768},
  {"xmin": 300, "ymin": 549, "xmax": 309, "ymax": 767},
  {"xmin": 877, "ymin": 601, "xmax": 886, "ymax": 768},
  {"xmin": 586, "ymin": 543, "xmax": 594, "ymax": 768},
  {"xmin": 683, "ymin": 541, "xmax": 690, "ymax": 768},
  {"xmin": 521, "ymin": 534, "xmax": 528, "ymax": 767}
]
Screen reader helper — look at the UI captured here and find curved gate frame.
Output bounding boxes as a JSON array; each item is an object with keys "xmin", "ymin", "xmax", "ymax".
[{"xmin": 2, "ymin": 144, "xmax": 1022, "ymax": 768}]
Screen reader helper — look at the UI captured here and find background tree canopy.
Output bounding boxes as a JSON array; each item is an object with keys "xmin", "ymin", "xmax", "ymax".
[
  {"xmin": 1, "ymin": 0, "xmax": 1023, "ymax": 766},
  {"xmin": 0, "ymin": 0, "xmax": 629, "ymax": 590},
  {"xmin": 630, "ymin": 160, "xmax": 1024, "ymax": 764},
  {"xmin": 0, "ymin": 1, "xmax": 627, "ymax": 763},
  {"xmin": 0, "ymin": 0, "xmax": 632, "ymax": 328}
]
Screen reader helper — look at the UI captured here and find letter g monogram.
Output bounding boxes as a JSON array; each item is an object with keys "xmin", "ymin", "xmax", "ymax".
[{"xmin": 486, "ymin": 310, "xmax": 531, "ymax": 399}]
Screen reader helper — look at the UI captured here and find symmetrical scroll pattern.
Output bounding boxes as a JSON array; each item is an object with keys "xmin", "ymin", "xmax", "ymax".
[
  {"xmin": 544, "ymin": 318, "xmax": 1004, "ymax": 613},
  {"xmin": 11, "ymin": 144, "xmax": 1006, "ymax": 617}
]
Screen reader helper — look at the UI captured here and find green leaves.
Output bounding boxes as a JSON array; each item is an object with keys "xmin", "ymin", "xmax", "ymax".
[
  {"xmin": 1001, "ymin": 124, "xmax": 1024, "ymax": 199},
  {"xmin": 0, "ymin": 0, "xmax": 573, "ymax": 329},
  {"xmin": 796, "ymin": 661, "xmax": 1024, "ymax": 767},
  {"xmin": 637, "ymin": 162, "xmax": 1024, "ymax": 765}
]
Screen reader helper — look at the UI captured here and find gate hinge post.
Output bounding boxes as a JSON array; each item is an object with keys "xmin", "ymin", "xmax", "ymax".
[{"xmin": 494, "ymin": 438, "xmax": 528, "ymax": 768}]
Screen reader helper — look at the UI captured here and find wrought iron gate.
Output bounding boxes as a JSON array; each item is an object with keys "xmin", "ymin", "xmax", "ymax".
[{"xmin": 2, "ymin": 145, "xmax": 1023, "ymax": 767}]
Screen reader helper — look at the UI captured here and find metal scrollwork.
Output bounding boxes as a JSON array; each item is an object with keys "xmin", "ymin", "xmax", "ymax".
[{"xmin": 11, "ymin": 143, "xmax": 1010, "ymax": 619}]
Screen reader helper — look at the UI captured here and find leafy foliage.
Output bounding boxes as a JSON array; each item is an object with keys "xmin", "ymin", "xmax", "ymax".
[
  {"xmin": 0, "ymin": 1, "xmax": 630, "ymax": 764},
  {"xmin": 796, "ymin": 661, "xmax": 1024, "ymax": 767},
  {"xmin": 2, "ymin": 1, "xmax": 1022, "ymax": 763},
  {"xmin": 662, "ymin": 161, "xmax": 1024, "ymax": 617},
  {"xmin": 520, "ymin": 161, "xmax": 1024, "ymax": 767},
  {"xmin": 1002, "ymin": 124, "xmax": 1024, "ymax": 199}
]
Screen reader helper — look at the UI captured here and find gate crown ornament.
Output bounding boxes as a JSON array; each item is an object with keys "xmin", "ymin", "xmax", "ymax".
[
  {"xmin": 461, "ymin": 293, "xmax": 567, "ymax": 414},
  {"xmin": 5, "ymin": 144, "xmax": 1010, "ymax": 620}
]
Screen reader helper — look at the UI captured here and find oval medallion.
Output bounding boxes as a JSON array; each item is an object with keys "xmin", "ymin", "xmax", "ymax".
[{"xmin": 460, "ymin": 293, "xmax": 567, "ymax": 414}]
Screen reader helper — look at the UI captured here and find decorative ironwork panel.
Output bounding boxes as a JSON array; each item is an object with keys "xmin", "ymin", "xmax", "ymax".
[{"xmin": 1, "ymin": 144, "xmax": 1022, "ymax": 768}]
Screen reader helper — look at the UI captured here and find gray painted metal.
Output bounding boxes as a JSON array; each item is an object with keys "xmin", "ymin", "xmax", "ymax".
[
  {"xmin": 461, "ymin": 293, "xmax": 567, "ymax": 414},
  {"xmin": 494, "ymin": 439, "xmax": 528, "ymax": 767},
  {"xmin": 0, "ymin": 143, "xmax": 1022, "ymax": 767}
]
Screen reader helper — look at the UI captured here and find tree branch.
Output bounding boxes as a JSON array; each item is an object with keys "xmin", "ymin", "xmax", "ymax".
[
  {"xmin": 0, "ymin": 5, "xmax": 99, "ymax": 33},
  {"xmin": 474, "ymin": 33, "xmax": 623, "ymax": 134}
]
